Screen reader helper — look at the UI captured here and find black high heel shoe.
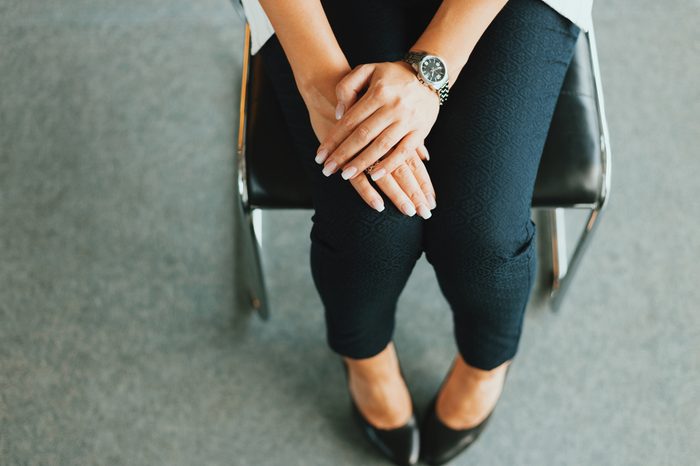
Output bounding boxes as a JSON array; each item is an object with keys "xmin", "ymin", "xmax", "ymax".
[
  {"xmin": 420, "ymin": 362, "xmax": 513, "ymax": 466},
  {"xmin": 341, "ymin": 359, "xmax": 420, "ymax": 466}
]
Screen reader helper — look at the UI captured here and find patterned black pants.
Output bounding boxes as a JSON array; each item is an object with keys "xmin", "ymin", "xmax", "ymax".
[{"xmin": 257, "ymin": 0, "xmax": 581, "ymax": 370}]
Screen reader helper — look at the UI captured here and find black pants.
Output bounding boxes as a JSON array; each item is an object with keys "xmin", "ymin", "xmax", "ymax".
[{"xmin": 257, "ymin": 0, "xmax": 581, "ymax": 370}]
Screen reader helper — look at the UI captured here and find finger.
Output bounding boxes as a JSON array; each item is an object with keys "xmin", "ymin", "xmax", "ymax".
[
  {"xmin": 316, "ymin": 80, "xmax": 386, "ymax": 165},
  {"xmin": 338, "ymin": 120, "xmax": 409, "ymax": 180},
  {"xmin": 342, "ymin": 122, "xmax": 410, "ymax": 181},
  {"xmin": 416, "ymin": 143, "xmax": 430, "ymax": 161},
  {"xmin": 322, "ymin": 106, "xmax": 397, "ymax": 178},
  {"xmin": 348, "ymin": 172, "xmax": 386, "ymax": 212},
  {"xmin": 358, "ymin": 130, "xmax": 423, "ymax": 181},
  {"xmin": 374, "ymin": 173, "xmax": 417, "ymax": 217},
  {"xmin": 391, "ymin": 163, "xmax": 432, "ymax": 219},
  {"xmin": 406, "ymin": 153, "xmax": 437, "ymax": 210},
  {"xmin": 335, "ymin": 63, "xmax": 375, "ymax": 119}
]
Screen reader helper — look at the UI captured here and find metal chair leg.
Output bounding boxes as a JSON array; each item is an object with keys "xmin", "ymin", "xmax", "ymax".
[
  {"xmin": 234, "ymin": 22, "xmax": 270, "ymax": 321},
  {"xmin": 236, "ymin": 199, "xmax": 270, "ymax": 320},
  {"xmin": 548, "ymin": 206, "xmax": 605, "ymax": 311}
]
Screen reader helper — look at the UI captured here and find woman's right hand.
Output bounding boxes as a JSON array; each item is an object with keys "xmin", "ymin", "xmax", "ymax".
[
  {"xmin": 370, "ymin": 149, "xmax": 437, "ymax": 217},
  {"xmin": 300, "ymin": 77, "xmax": 437, "ymax": 218}
]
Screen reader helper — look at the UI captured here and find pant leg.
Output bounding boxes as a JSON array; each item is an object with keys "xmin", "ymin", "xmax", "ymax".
[
  {"xmin": 419, "ymin": 0, "xmax": 582, "ymax": 370},
  {"xmin": 256, "ymin": 0, "xmax": 424, "ymax": 359}
]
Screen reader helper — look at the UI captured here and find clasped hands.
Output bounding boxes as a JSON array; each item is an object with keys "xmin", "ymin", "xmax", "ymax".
[{"xmin": 303, "ymin": 60, "xmax": 440, "ymax": 218}]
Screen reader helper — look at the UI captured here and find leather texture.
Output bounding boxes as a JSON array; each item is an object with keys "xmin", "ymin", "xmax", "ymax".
[{"xmin": 242, "ymin": 31, "xmax": 602, "ymax": 210}]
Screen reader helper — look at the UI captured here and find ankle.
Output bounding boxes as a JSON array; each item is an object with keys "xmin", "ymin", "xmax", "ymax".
[
  {"xmin": 343, "ymin": 343, "xmax": 413, "ymax": 429},
  {"xmin": 432, "ymin": 356, "xmax": 511, "ymax": 429},
  {"xmin": 344, "ymin": 343, "xmax": 400, "ymax": 381},
  {"xmin": 454, "ymin": 356, "xmax": 510, "ymax": 382}
]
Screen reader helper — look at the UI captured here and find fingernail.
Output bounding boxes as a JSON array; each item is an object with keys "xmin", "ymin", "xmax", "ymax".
[
  {"xmin": 341, "ymin": 166, "xmax": 357, "ymax": 180},
  {"xmin": 371, "ymin": 199, "xmax": 385, "ymax": 212},
  {"xmin": 315, "ymin": 149, "xmax": 328, "ymax": 164},
  {"xmin": 335, "ymin": 102, "xmax": 345, "ymax": 120},
  {"xmin": 427, "ymin": 194, "xmax": 437, "ymax": 209},
  {"xmin": 322, "ymin": 161, "xmax": 337, "ymax": 177},
  {"xmin": 425, "ymin": 149, "xmax": 430, "ymax": 161},
  {"xmin": 417, "ymin": 204, "xmax": 432, "ymax": 219},
  {"xmin": 370, "ymin": 168, "xmax": 386, "ymax": 181},
  {"xmin": 401, "ymin": 202, "xmax": 416, "ymax": 216}
]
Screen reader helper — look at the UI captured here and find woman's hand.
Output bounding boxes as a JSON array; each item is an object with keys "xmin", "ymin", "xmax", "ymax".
[
  {"xmin": 314, "ymin": 60, "xmax": 441, "ymax": 184},
  {"xmin": 300, "ymin": 71, "xmax": 437, "ymax": 217},
  {"xmin": 371, "ymin": 149, "xmax": 437, "ymax": 217}
]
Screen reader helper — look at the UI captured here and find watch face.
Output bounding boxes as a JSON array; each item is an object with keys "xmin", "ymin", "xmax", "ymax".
[{"xmin": 420, "ymin": 57, "xmax": 446, "ymax": 83}]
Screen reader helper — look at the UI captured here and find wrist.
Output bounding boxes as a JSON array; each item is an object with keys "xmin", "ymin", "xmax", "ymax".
[
  {"xmin": 297, "ymin": 65, "xmax": 351, "ymax": 105},
  {"xmin": 397, "ymin": 58, "xmax": 443, "ymax": 108}
]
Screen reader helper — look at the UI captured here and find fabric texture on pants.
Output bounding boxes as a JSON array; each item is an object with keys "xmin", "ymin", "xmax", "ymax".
[{"xmin": 257, "ymin": 0, "xmax": 581, "ymax": 370}]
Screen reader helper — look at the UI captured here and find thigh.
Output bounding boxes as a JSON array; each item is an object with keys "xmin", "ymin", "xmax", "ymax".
[
  {"xmin": 257, "ymin": 0, "xmax": 423, "ymax": 253},
  {"xmin": 421, "ymin": 0, "xmax": 581, "ymax": 260},
  {"xmin": 321, "ymin": 0, "xmax": 414, "ymax": 66}
]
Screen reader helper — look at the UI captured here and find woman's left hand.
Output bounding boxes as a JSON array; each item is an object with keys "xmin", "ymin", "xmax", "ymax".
[{"xmin": 314, "ymin": 60, "xmax": 441, "ymax": 181}]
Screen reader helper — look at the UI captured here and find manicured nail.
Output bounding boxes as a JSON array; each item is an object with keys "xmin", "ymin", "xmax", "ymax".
[
  {"xmin": 425, "ymin": 149, "xmax": 430, "ymax": 161},
  {"xmin": 370, "ymin": 168, "xmax": 386, "ymax": 181},
  {"xmin": 417, "ymin": 204, "xmax": 432, "ymax": 219},
  {"xmin": 341, "ymin": 166, "xmax": 357, "ymax": 180},
  {"xmin": 335, "ymin": 102, "xmax": 345, "ymax": 120},
  {"xmin": 371, "ymin": 199, "xmax": 385, "ymax": 212},
  {"xmin": 401, "ymin": 202, "xmax": 416, "ymax": 216},
  {"xmin": 427, "ymin": 194, "xmax": 437, "ymax": 209},
  {"xmin": 322, "ymin": 161, "xmax": 337, "ymax": 177},
  {"xmin": 315, "ymin": 149, "xmax": 328, "ymax": 164}
]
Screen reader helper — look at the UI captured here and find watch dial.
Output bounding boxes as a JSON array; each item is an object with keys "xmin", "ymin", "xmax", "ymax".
[{"xmin": 421, "ymin": 57, "xmax": 445, "ymax": 82}]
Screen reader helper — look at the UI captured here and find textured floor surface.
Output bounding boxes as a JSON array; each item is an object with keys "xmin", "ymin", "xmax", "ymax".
[{"xmin": 1, "ymin": 1, "xmax": 698, "ymax": 465}]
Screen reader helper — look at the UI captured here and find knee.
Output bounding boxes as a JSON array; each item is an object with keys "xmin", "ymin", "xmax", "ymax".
[
  {"xmin": 428, "ymin": 216, "xmax": 537, "ymax": 287},
  {"xmin": 311, "ymin": 189, "xmax": 423, "ymax": 259},
  {"xmin": 484, "ymin": 218, "xmax": 538, "ymax": 273}
]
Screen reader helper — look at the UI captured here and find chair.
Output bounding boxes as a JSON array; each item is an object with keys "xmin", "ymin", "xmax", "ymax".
[{"xmin": 235, "ymin": 21, "xmax": 612, "ymax": 320}]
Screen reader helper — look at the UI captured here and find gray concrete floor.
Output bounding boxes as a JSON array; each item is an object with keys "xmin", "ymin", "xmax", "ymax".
[{"xmin": 1, "ymin": 1, "xmax": 698, "ymax": 465}]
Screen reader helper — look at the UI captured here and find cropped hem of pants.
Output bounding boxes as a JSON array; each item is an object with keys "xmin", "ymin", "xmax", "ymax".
[{"xmin": 257, "ymin": 0, "xmax": 581, "ymax": 370}]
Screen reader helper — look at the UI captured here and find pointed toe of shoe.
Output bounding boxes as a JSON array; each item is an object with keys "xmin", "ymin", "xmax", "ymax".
[
  {"xmin": 420, "ymin": 364, "xmax": 512, "ymax": 465},
  {"xmin": 419, "ymin": 396, "xmax": 494, "ymax": 466},
  {"xmin": 351, "ymin": 402, "xmax": 420, "ymax": 466}
]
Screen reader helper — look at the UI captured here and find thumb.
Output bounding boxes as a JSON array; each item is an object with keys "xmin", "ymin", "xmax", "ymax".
[{"xmin": 335, "ymin": 63, "xmax": 375, "ymax": 120}]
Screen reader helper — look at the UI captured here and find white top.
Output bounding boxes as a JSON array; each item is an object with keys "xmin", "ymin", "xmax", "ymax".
[{"xmin": 240, "ymin": 0, "xmax": 593, "ymax": 56}]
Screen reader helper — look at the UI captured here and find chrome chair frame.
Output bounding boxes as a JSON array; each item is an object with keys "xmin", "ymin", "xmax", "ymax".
[{"xmin": 540, "ymin": 22, "xmax": 612, "ymax": 310}]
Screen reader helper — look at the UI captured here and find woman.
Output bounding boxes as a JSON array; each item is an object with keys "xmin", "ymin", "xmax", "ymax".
[{"xmin": 241, "ymin": 0, "xmax": 592, "ymax": 464}]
